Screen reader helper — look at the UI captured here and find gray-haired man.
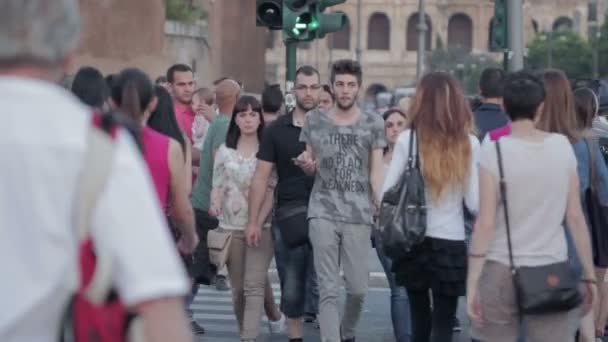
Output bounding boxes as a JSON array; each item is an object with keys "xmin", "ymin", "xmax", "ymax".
[{"xmin": 0, "ymin": 1, "xmax": 193, "ymax": 341}]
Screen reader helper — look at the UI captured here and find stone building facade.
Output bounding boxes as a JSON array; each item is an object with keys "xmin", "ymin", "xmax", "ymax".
[
  {"xmin": 73, "ymin": 0, "xmax": 213, "ymax": 87},
  {"xmin": 265, "ymin": 0, "xmax": 605, "ymax": 94}
]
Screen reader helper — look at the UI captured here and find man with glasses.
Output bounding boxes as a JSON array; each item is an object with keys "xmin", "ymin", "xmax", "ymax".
[{"xmin": 247, "ymin": 66, "xmax": 321, "ymax": 342}]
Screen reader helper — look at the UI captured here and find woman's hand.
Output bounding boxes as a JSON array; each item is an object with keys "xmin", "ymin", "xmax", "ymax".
[
  {"xmin": 177, "ymin": 232, "xmax": 199, "ymax": 255},
  {"xmin": 580, "ymin": 280, "xmax": 597, "ymax": 317},
  {"xmin": 467, "ymin": 287, "xmax": 484, "ymax": 328},
  {"xmin": 245, "ymin": 223, "xmax": 261, "ymax": 247}
]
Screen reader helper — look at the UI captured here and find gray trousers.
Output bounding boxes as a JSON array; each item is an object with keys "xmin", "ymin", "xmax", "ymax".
[{"xmin": 309, "ymin": 218, "xmax": 371, "ymax": 342}]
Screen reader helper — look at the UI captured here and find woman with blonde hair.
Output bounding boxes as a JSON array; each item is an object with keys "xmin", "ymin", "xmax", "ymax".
[{"xmin": 383, "ymin": 72, "xmax": 480, "ymax": 341}]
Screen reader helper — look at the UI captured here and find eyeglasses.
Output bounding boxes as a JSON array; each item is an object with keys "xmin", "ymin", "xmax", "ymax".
[{"xmin": 295, "ymin": 84, "xmax": 322, "ymax": 91}]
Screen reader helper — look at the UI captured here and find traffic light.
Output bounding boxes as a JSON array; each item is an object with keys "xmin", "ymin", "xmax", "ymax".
[
  {"xmin": 282, "ymin": 0, "xmax": 347, "ymax": 41},
  {"xmin": 256, "ymin": 0, "xmax": 283, "ymax": 30},
  {"xmin": 490, "ymin": 0, "xmax": 507, "ymax": 50}
]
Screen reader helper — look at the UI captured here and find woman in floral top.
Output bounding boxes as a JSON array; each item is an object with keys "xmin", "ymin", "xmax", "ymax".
[{"xmin": 209, "ymin": 96, "xmax": 278, "ymax": 341}]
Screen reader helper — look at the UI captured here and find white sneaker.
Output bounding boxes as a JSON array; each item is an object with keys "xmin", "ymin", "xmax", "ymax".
[{"xmin": 268, "ymin": 313, "xmax": 286, "ymax": 334}]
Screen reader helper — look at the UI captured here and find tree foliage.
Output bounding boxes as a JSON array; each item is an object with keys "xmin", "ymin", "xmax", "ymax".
[
  {"xmin": 165, "ymin": 0, "xmax": 207, "ymax": 23},
  {"xmin": 427, "ymin": 47, "xmax": 500, "ymax": 95},
  {"xmin": 526, "ymin": 31, "xmax": 593, "ymax": 79}
]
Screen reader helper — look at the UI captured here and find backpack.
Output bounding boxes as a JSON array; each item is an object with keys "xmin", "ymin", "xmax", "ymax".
[{"xmin": 58, "ymin": 112, "xmax": 144, "ymax": 342}]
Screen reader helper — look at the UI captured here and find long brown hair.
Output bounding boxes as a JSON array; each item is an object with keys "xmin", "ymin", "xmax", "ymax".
[
  {"xmin": 536, "ymin": 69, "xmax": 580, "ymax": 142},
  {"xmin": 408, "ymin": 72, "xmax": 473, "ymax": 200}
]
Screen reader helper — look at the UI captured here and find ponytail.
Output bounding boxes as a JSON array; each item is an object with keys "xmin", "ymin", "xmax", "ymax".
[
  {"xmin": 121, "ymin": 80, "xmax": 142, "ymax": 121},
  {"xmin": 110, "ymin": 68, "xmax": 154, "ymax": 123}
]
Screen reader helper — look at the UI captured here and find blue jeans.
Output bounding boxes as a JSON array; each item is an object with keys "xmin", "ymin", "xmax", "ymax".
[
  {"xmin": 373, "ymin": 232, "xmax": 411, "ymax": 342},
  {"xmin": 272, "ymin": 223, "xmax": 312, "ymax": 318},
  {"xmin": 304, "ymin": 252, "xmax": 319, "ymax": 315}
]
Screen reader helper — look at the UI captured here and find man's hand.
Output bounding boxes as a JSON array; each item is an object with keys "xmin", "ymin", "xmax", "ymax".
[
  {"xmin": 294, "ymin": 151, "xmax": 316, "ymax": 176},
  {"xmin": 177, "ymin": 232, "xmax": 199, "ymax": 255},
  {"xmin": 208, "ymin": 204, "xmax": 222, "ymax": 218},
  {"xmin": 245, "ymin": 222, "xmax": 262, "ymax": 247}
]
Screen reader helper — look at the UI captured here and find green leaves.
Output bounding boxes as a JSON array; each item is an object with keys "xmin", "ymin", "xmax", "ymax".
[{"xmin": 165, "ymin": 0, "xmax": 207, "ymax": 23}]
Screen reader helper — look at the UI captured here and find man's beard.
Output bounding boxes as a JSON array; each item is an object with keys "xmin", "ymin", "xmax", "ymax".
[
  {"xmin": 336, "ymin": 97, "xmax": 357, "ymax": 111},
  {"xmin": 296, "ymin": 100, "xmax": 317, "ymax": 112}
]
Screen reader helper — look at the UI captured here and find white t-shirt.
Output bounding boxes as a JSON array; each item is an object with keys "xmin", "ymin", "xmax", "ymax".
[
  {"xmin": 0, "ymin": 77, "xmax": 188, "ymax": 341},
  {"xmin": 481, "ymin": 134, "xmax": 576, "ymax": 267},
  {"xmin": 382, "ymin": 129, "xmax": 480, "ymax": 241}
]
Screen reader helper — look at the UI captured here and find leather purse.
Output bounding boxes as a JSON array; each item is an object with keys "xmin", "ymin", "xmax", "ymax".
[
  {"xmin": 379, "ymin": 129, "xmax": 427, "ymax": 260},
  {"xmin": 496, "ymin": 139, "xmax": 581, "ymax": 315},
  {"xmin": 207, "ymin": 229, "xmax": 233, "ymax": 269}
]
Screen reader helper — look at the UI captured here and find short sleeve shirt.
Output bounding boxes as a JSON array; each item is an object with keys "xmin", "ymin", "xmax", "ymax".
[
  {"xmin": 299, "ymin": 109, "xmax": 386, "ymax": 224},
  {"xmin": 480, "ymin": 134, "xmax": 576, "ymax": 267},
  {"xmin": 257, "ymin": 112, "xmax": 314, "ymax": 205},
  {"xmin": 191, "ymin": 115, "xmax": 231, "ymax": 211}
]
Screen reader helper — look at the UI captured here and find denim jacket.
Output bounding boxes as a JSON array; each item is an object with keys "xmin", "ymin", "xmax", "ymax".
[{"xmin": 572, "ymin": 138, "xmax": 608, "ymax": 207}]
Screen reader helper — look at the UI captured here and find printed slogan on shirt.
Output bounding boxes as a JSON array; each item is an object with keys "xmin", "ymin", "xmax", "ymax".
[{"xmin": 320, "ymin": 132, "xmax": 365, "ymax": 193}]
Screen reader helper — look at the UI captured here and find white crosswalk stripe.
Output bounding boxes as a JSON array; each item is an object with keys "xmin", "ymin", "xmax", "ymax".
[{"xmin": 191, "ymin": 283, "xmax": 283, "ymax": 340}]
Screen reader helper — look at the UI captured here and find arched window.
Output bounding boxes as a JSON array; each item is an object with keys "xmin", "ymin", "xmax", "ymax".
[
  {"xmin": 406, "ymin": 13, "xmax": 432, "ymax": 51},
  {"xmin": 329, "ymin": 13, "xmax": 351, "ymax": 50},
  {"xmin": 553, "ymin": 17, "xmax": 573, "ymax": 32},
  {"xmin": 447, "ymin": 13, "xmax": 473, "ymax": 52},
  {"xmin": 368, "ymin": 12, "xmax": 390, "ymax": 50}
]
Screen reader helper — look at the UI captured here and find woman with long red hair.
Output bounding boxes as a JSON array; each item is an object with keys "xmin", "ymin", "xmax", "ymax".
[{"xmin": 383, "ymin": 72, "xmax": 480, "ymax": 341}]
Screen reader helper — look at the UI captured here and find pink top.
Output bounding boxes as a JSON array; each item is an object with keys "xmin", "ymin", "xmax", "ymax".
[
  {"xmin": 488, "ymin": 123, "xmax": 512, "ymax": 141},
  {"xmin": 174, "ymin": 101, "xmax": 195, "ymax": 142},
  {"xmin": 142, "ymin": 127, "xmax": 171, "ymax": 210}
]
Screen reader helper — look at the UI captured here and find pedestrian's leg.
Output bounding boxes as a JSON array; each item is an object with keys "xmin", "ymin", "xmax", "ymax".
[
  {"xmin": 429, "ymin": 292, "xmax": 458, "ymax": 342},
  {"xmin": 226, "ymin": 231, "xmax": 246, "ymax": 331},
  {"xmin": 279, "ymin": 238, "xmax": 310, "ymax": 339},
  {"xmin": 374, "ymin": 232, "xmax": 411, "ymax": 342},
  {"xmin": 340, "ymin": 223, "xmax": 371, "ymax": 340},
  {"xmin": 240, "ymin": 227, "xmax": 275, "ymax": 340},
  {"xmin": 304, "ymin": 250, "xmax": 319, "ymax": 321},
  {"xmin": 309, "ymin": 218, "xmax": 342, "ymax": 342},
  {"xmin": 264, "ymin": 275, "xmax": 282, "ymax": 321},
  {"xmin": 407, "ymin": 289, "xmax": 432, "ymax": 342},
  {"xmin": 271, "ymin": 223, "xmax": 288, "ymax": 293}
]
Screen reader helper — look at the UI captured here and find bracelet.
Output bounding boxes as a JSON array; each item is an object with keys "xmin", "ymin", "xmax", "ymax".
[
  {"xmin": 582, "ymin": 279, "xmax": 598, "ymax": 285},
  {"xmin": 468, "ymin": 253, "xmax": 486, "ymax": 258}
]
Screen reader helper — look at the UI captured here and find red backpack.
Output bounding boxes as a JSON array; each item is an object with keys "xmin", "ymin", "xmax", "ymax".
[{"xmin": 59, "ymin": 113, "xmax": 144, "ymax": 342}]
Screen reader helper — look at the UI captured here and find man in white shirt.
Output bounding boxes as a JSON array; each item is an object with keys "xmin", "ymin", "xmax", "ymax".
[{"xmin": 0, "ymin": 1, "xmax": 192, "ymax": 341}]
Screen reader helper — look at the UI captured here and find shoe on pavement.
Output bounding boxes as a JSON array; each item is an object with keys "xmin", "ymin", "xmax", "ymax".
[
  {"xmin": 268, "ymin": 312, "xmax": 286, "ymax": 334},
  {"xmin": 190, "ymin": 320, "xmax": 205, "ymax": 335},
  {"xmin": 215, "ymin": 275, "xmax": 230, "ymax": 291}
]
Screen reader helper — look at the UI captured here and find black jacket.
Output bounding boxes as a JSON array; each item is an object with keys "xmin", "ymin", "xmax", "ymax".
[{"xmin": 473, "ymin": 103, "xmax": 509, "ymax": 141}]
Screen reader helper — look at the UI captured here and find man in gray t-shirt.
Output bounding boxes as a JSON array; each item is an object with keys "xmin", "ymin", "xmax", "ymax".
[{"xmin": 298, "ymin": 59, "xmax": 386, "ymax": 342}]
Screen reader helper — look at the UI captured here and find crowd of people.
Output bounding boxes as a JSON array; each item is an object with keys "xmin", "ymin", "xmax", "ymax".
[{"xmin": 6, "ymin": 1, "xmax": 608, "ymax": 342}]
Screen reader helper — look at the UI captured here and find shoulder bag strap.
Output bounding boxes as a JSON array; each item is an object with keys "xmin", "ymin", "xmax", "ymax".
[
  {"xmin": 73, "ymin": 117, "xmax": 117, "ymax": 304},
  {"xmin": 407, "ymin": 127, "xmax": 416, "ymax": 169},
  {"xmin": 495, "ymin": 140, "xmax": 516, "ymax": 272}
]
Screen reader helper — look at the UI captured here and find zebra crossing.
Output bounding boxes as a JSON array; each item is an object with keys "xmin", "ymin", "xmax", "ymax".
[{"xmin": 191, "ymin": 282, "xmax": 284, "ymax": 341}]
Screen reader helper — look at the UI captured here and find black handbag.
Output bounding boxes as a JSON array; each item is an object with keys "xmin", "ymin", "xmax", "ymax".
[
  {"xmin": 495, "ymin": 139, "xmax": 581, "ymax": 315},
  {"xmin": 584, "ymin": 138, "xmax": 608, "ymax": 267},
  {"xmin": 379, "ymin": 129, "xmax": 427, "ymax": 260},
  {"xmin": 274, "ymin": 201, "xmax": 309, "ymax": 249}
]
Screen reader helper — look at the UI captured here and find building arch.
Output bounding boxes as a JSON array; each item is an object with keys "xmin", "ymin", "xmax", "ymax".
[
  {"xmin": 553, "ymin": 16, "xmax": 573, "ymax": 32},
  {"xmin": 368, "ymin": 12, "xmax": 390, "ymax": 50},
  {"xmin": 448, "ymin": 13, "xmax": 473, "ymax": 52},
  {"xmin": 406, "ymin": 13, "xmax": 432, "ymax": 51}
]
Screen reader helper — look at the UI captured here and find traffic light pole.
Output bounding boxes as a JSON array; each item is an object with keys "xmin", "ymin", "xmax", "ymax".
[
  {"xmin": 285, "ymin": 39, "xmax": 298, "ymax": 111},
  {"xmin": 506, "ymin": 0, "xmax": 524, "ymax": 71}
]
